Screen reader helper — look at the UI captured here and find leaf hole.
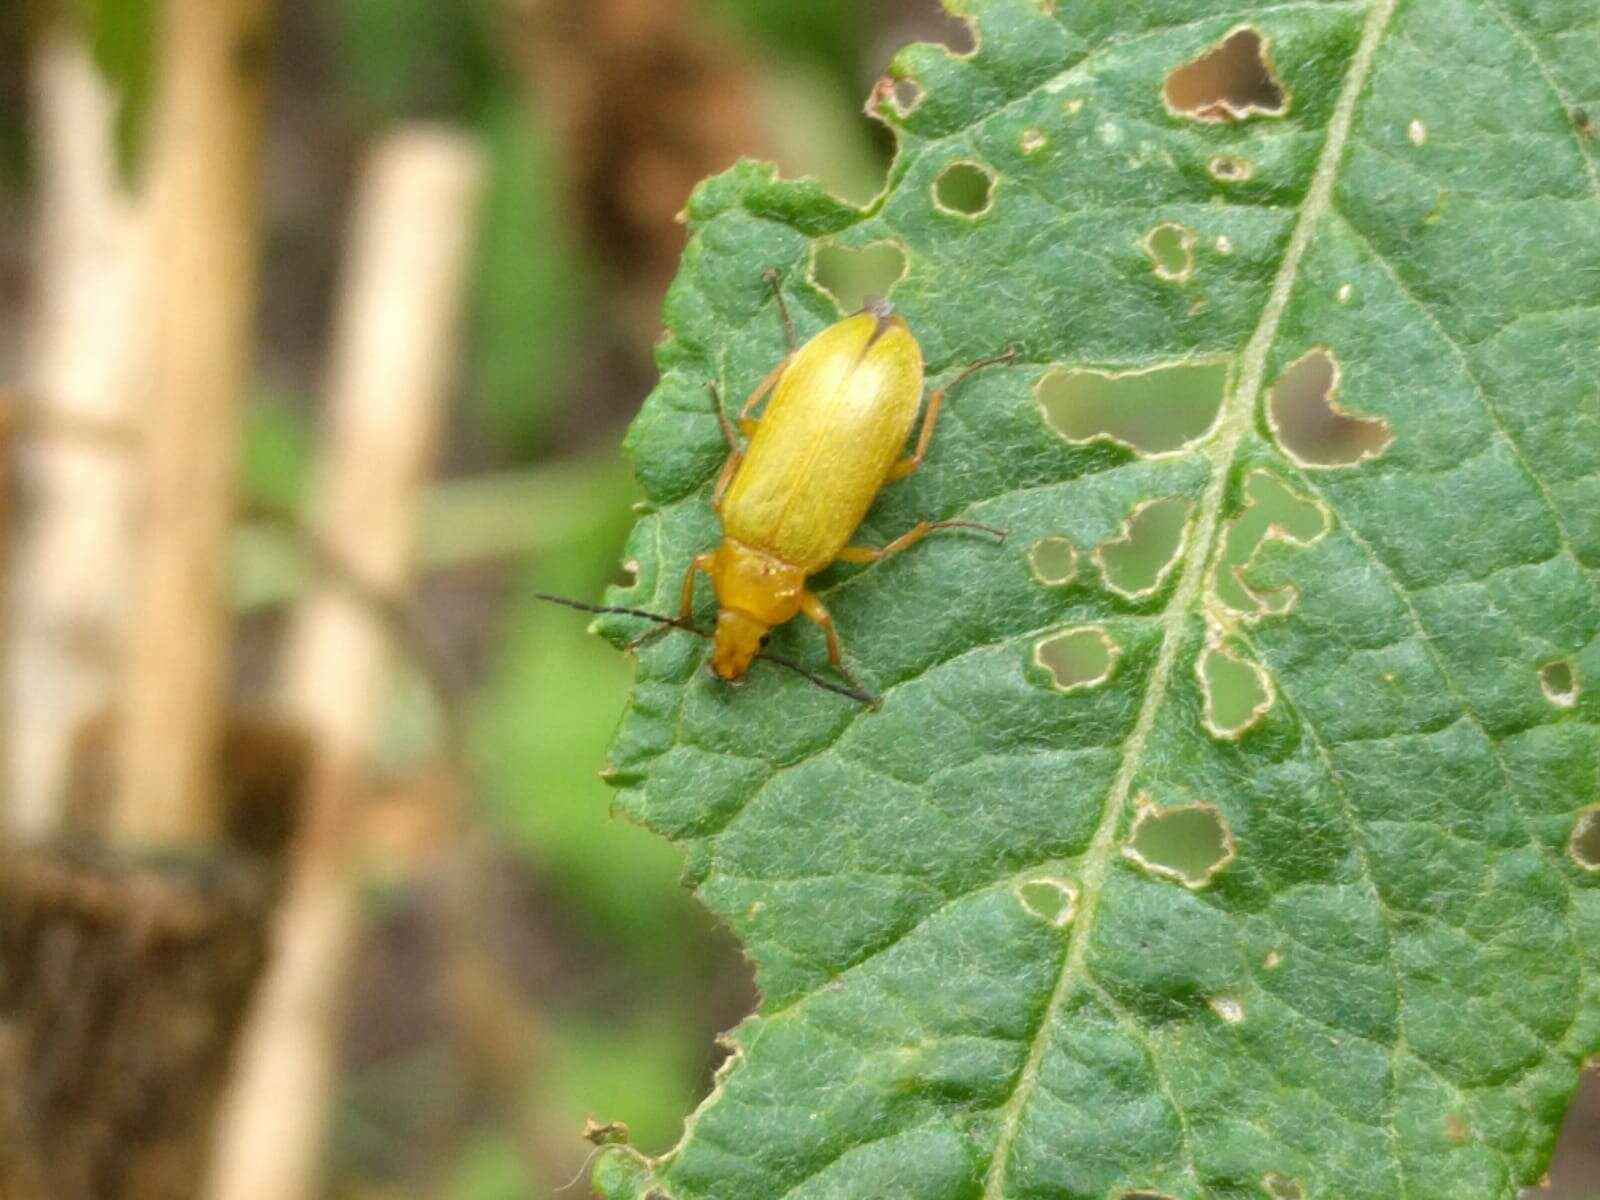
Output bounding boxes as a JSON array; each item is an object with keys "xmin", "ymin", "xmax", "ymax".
[
  {"xmin": 1212, "ymin": 470, "xmax": 1329, "ymax": 619},
  {"xmin": 1262, "ymin": 1172, "xmax": 1304, "ymax": 1200},
  {"xmin": 1027, "ymin": 536, "xmax": 1079, "ymax": 586},
  {"xmin": 1263, "ymin": 950, "xmax": 1282, "ymax": 970},
  {"xmin": 1337, "ymin": 283, "xmax": 1355, "ymax": 304},
  {"xmin": 916, "ymin": 8, "xmax": 978, "ymax": 56},
  {"xmin": 1035, "ymin": 360, "xmax": 1230, "ymax": 457},
  {"xmin": 1124, "ymin": 797, "xmax": 1235, "ymax": 888},
  {"xmin": 1016, "ymin": 877, "xmax": 1079, "ymax": 928},
  {"xmin": 1408, "ymin": 118, "xmax": 1427, "ymax": 146},
  {"xmin": 1208, "ymin": 993, "xmax": 1245, "ymax": 1024},
  {"xmin": 1198, "ymin": 638, "xmax": 1274, "ymax": 739},
  {"xmin": 1034, "ymin": 626, "xmax": 1118, "ymax": 693},
  {"xmin": 1142, "ymin": 222, "xmax": 1195, "ymax": 282},
  {"xmin": 1094, "ymin": 496, "xmax": 1191, "ymax": 600},
  {"xmin": 1540, "ymin": 659, "xmax": 1578, "ymax": 708},
  {"xmin": 808, "ymin": 239, "xmax": 909, "ymax": 315},
  {"xmin": 1571, "ymin": 806, "xmax": 1600, "ymax": 871},
  {"xmin": 1208, "ymin": 155, "xmax": 1254, "ymax": 182},
  {"xmin": 1215, "ymin": 235, "xmax": 1234, "ymax": 255},
  {"xmin": 1163, "ymin": 27, "xmax": 1289, "ymax": 123},
  {"xmin": 933, "ymin": 161, "xmax": 996, "ymax": 217},
  {"xmin": 1268, "ymin": 348, "xmax": 1393, "ymax": 468},
  {"xmin": 883, "ymin": 75, "xmax": 925, "ymax": 116},
  {"xmin": 1019, "ymin": 126, "xmax": 1048, "ymax": 155}
]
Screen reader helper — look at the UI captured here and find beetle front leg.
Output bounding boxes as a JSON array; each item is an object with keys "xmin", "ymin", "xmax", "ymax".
[
  {"xmin": 886, "ymin": 348, "xmax": 1017, "ymax": 482},
  {"xmin": 628, "ymin": 552, "xmax": 715, "ymax": 649},
  {"xmin": 799, "ymin": 590, "xmax": 876, "ymax": 704},
  {"xmin": 837, "ymin": 519, "xmax": 1007, "ymax": 564}
]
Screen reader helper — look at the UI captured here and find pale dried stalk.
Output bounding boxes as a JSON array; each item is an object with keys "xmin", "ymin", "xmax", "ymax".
[
  {"xmin": 115, "ymin": 0, "xmax": 273, "ymax": 844},
  {"xmin": 204, "ymin": 128, "xmax": 485, "ymax": 1200},
  {"xmin": 5, "ymin": 28, "xmax": 142, "ymax": 838}
]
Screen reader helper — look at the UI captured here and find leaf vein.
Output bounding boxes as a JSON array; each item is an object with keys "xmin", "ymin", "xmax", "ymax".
[{"xmin": 980, "ymin": 3, "xmax": 1401, "ymax": 1195}]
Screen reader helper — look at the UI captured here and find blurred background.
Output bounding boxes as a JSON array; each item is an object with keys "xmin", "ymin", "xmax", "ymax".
[{"xmin": 0, "ymin": 2, "xmax": 1592, "ymax": 1197}]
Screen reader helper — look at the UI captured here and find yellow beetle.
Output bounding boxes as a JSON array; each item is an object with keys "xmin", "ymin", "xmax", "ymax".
[{"xmin": 642, "ymin": 271, "xmax": 1013, "ymax": 701}]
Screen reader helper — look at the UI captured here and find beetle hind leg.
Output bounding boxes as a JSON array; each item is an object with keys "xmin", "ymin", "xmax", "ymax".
[
  {"xmin": 887, "ymin": 347, "xmax": 1017, "ymax": 482},
  {"xmin": 837, "ymin": 519, "xmax": 1006, "ymax": 564}
]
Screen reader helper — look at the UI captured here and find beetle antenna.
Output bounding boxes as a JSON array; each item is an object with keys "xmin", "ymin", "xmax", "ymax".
[
  {"xmin": 753, "ymin": 650, "xmax": 878, "ymax": 707},
  {"xmin": 527, "ymin": 591, "xmax": 878, "ymax": 707},
  {"xmin": 945, "ymin": 345, "xmax": 1018, "ymax": 394},
  {"xmin": 526, "ymin": 591, "xmax": 703, "ymax": 635}
]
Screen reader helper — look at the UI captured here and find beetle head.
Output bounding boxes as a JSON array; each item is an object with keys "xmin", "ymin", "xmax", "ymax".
[{"xmin": 711, "ymin": 608, "xmax": 769, "ymax": 680}]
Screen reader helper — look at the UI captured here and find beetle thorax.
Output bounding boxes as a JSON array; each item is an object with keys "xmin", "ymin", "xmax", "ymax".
[
  {"xmin": 708, "ymin": 538, "xmax": 805, "ymax": 680},
  {"xmin": 710, "ymin": 538, "xmax": 804, "ymax": 627}
]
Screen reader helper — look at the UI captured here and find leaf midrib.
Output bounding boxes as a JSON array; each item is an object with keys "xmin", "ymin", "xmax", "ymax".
[{"xmin": 980, "ymin": 0, "xmax": 1401, "ymax": 1194}]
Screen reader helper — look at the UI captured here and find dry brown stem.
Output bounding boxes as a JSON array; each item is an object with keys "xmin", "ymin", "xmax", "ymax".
[{"xmin": 115, "ymin": 0, "xmax": 274, "ymax": 844}]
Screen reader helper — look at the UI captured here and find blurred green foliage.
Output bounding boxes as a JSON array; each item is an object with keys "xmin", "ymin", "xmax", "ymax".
[
  {"xmin": 83, "ymin": 0, "xmax": 156, "ymax": 175},
  {"xmin": 241, "ymin": 389, "xmax": 315, "ymax": 515},
  {"xmin": 701, "ymin": 0, "xmax": 866, "ymax": 92},
  {"xmin": 329, "ymin": 0, "xmax": 500, "ymax": 126},
  {"xmin": 469, "ymin": 99, "xmax": 586, "ymax": 453},
  {"xmin": 0, "ymin": 4, "xmax": 31, "ymax": 185}
]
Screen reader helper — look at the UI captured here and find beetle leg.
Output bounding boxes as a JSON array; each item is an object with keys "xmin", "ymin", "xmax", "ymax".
[
  {"xmin": 707, "ymin": 381, "xmax": 740, "ymax": 452},
  {"xmin": 837, "ymin": 519, "xmax": 1007, "ymax": 564},
  {"xmin": 886, "ymin": 387, "xmax": 943, "ymax": 482},
  {"xmin": 680, "ymin": 552, "xmax": 715, "ymax": 619},
  {"xmin": 707, "ymin": 380, "xmax": 747, "ymax": 511},
  {"xmin": 799, "ymin": 590, "xmax": 876, "ymax": 703},
  {"xmin": 886, "ymin": 347, "xmax": 1018, "ymax": 481},
  {"xmin": 711, "ymin": 447, "xmax": 743, "ymax": 511},
  {"xmin": 764, "ymin": 268, "xmax": 798, "ymax": 355},
  {"xmin": 737, "ymin": 357, "xmax": 789, "ymax": 435},
  {"xmin": 628, "ymin": 552, "xmax": 715, "ymax": 649}
]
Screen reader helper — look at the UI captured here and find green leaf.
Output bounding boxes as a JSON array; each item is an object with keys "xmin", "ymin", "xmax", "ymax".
[{"xmin": 595, "ymin": 2, "xmax": 1600, "ymax": 1197}]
